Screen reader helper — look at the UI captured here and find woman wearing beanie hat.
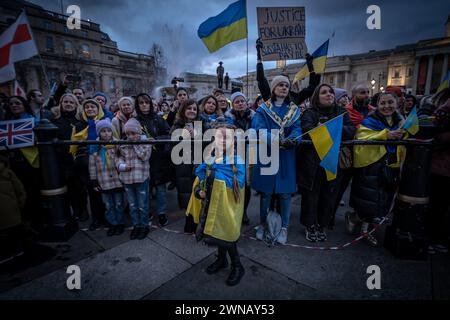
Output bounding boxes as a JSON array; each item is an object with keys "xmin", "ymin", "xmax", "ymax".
[
  {"xmin": 251, "ymin": 67, "xmax": 302, "ymax": 245},
  {"xmin": 112, "ymin": 96, "xmax": 137, "ymax": 139},
  {"xmin": 71, "ymin": 99, "xmax": 106, "ymax": 230},
  {"xmin": 224, "ymin": 92, "xmax": 255, "ymax": 225},
  {"xmin": 334, "ymin": 88, "xmax": 350, "ymax": 108},
  {"xmin": 297, "ymin": 84, "xmax": 355, "ymax": 242}
]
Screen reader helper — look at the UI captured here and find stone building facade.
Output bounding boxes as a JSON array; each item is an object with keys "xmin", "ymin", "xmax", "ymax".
[
  {"xmin": 0, "ymin": 0, "xmax": 161, "ymax": 101},
  {"xmin": 241, "ymin": 14, "xmax": 450, "ymax": 101}
]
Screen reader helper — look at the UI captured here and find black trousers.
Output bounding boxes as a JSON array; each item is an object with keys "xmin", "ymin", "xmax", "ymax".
[
  {"xmin": 75, "ymin": 156, "xmax": 105, "ymax": 223},
  {"xmin": 244, "ymin": 184, "xmax": 251, "ymax": 214},
  {"xmin": 217, "ymin": 242, "xmax": 241, "ymax": 267},
  {"xmin": 300, "ymin": 169, "xmax": 342, "ymax": 227},
  {"xmin": 427, "ymin": 174, "xmax": 450, "ymax": 244}
]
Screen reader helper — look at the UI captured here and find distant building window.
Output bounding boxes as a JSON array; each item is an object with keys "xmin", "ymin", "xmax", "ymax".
[
  {"xmin": 64, "ymin": 41, "xmax": 73, "ymax": 55},
  {"xmin": 108, "ymin": 56, "xmax": 113, "ymax": 61},
  {"xmin": 80, "ymin": 30, "xmax": 88, "ymax": 38},
  {"xmin": 43, "ymin": 21, "xmax": 53, "ymax": 30},
  {"xmin": 367, "ymin": 72, "xmax": 372, "ymax": 81},
  {"xmin": 406, "ymin": 67, "xmax": 413, "ymax": 78},
  {"xmin": 45, "ymin": 36, "xmax": 54, "ymax": 52},
  {"xmin": 81, "ymin": 44, "xmax": 91, "ymax": 58},
  {"xmin": 393, "ymin": 68, "xmax": 401, "ymax": 79},
  {"xmin": 352, "ymin": 73, "xmax": 357, "ymax": 82},
  {"xmin": 109, "ymin": 78, "xmax": 116, "ymax": 92}
]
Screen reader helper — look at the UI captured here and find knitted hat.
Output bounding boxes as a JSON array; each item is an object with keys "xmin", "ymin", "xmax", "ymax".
[
  {"xmin": 230, "ymin": 92, "xmax": 247, "ymax": 104},
  {"xmin": 93, "ymin": 92, "xmax": 108, "ymax": 103},
  {"xmin": 118, "ymin": 96, "xmax": 134, "ymax": 109},
  {"xmin": 270, "ymin": 75, "xmax": 290, "ymax": 93},
  {"xmin": 123, "ymin": 118, "xmax": 141, "ymax": 134},
  {"xmin": 334, "ymin": 88, "xmax": 348, "ymax": 102},
  {"xmin": 95, "ymin": 118, "xmax": 113, "ymax": 135}
]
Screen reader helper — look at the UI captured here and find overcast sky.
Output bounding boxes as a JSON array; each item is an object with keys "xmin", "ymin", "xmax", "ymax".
[{"xmin": 29, "ymin": 0, "xmax": 450, "ymax": 80}]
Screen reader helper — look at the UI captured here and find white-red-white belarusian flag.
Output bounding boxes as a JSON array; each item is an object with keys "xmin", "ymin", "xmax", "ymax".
[
  {"xmin": 0, "ymin": 11, "xmax": 38, "ymax": 84},
  {"xmin": 14, "ymin": 80, "xmax": 26, "ymax": 98}
]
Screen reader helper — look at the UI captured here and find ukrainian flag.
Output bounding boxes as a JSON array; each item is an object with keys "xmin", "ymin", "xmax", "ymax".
[
  {"xmin": 402, "ymin": 106, "xmax": 419, "ymax": 135},
  {"xmin": 197, "ymin": 0, "xmax": 247, "ymax": 53},
  {"xmin": 293, "ymin": 39, "xmax": 329, "ymax": 83},
  {"xmin": 436, "ymin": 71, "xmax": 450, "ymax": 94},
  {"xmin": 309, "ymin": 114, "xmax": 344, "ymax": 181}
]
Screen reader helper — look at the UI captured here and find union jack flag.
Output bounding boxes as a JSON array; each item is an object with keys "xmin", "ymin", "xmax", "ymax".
[{"xmin": 0, "ymin": 118, "xmax": 35, "ymax": 150}]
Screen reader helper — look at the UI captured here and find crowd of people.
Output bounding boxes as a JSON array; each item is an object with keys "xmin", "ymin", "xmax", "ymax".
[{"xmin": 1, "ymin": 45, "xmax": 449, "ymax": 286}]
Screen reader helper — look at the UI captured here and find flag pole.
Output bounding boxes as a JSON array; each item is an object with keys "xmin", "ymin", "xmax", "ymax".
[
  {"xmin": 21, "ymin": 9, "xmax": 51, "ymax": 91},
  {"xmin": 245, "ymin": 0, "xmax": 249, "ymax": 97},
  {"xmin": 294, "ymin": 112, "xmax": 347, "ymax": 140}
]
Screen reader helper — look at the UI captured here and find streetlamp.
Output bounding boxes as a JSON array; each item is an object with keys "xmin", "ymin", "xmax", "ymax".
[
  {"xmin": 380, "ymin": 85, "xmax": 384, "ymax": 92},
  {"xmin": 371, "ymin": 78, "xmax": 376, "ymax": 96}
]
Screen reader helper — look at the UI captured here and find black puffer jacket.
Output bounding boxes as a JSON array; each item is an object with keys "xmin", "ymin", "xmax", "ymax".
[
  {"xmin": 349, "ymin": 110, "xmax": 403, "ymax": 221},
  {"xmin": 52, "ymin": 110, "xmax": 78, "ymax": 173},
  {"xmin": 224, "ymin": 108, "xmax": 255, "ymax": 130},
  {"xmin": 170, "ymin": 119, "xmax": 199, "ymax": 209},
  {"xmin": 297, "ymin": 105, "xmax": 356, "ymax": 191},
  {"xmin": 137, "ymin": 113, "xmax": 172, "ymax": 186}
]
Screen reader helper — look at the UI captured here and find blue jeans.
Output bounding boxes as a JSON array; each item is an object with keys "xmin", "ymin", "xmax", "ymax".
[
  {"xmin": 260, "ymin": 193, "xmax": 292, "ymax": 228},
  {"xmin": 101, "ymin": 191, "xmax": 125, "ymax": 226},
  {"xmin": 124, "ymin": 179, "xmax": 150, "ymax": 227},
  {"xmin": 153, "ymin": 183, "xmax": 167, "ymax": 215}
]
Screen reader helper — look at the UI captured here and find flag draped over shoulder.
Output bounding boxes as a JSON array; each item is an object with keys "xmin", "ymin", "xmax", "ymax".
[
  {"xmin": 294, "ymin": 39, "xmax": 329, "ymax": 83},
  {"xmin": 197, "ymin": 0, "xmax": 247, "ymax": 53},
  {"xmin": 402, "ymin": 106, "xmax": 419, "ymax": 135},
  {"xmin": 308, "ymin": 114, "xmax": 344, "ymax": 181}
]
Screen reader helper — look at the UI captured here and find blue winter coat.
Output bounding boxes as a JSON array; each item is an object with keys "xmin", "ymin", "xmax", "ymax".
[{"xmin": 251, "ymin": 100, "xmax": 302, "ymax": 194}]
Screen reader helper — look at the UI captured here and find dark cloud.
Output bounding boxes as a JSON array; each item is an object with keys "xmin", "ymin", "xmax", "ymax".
[{"xmin": 29, "ymin": 0, "xmax": 449, "ymax": 79}]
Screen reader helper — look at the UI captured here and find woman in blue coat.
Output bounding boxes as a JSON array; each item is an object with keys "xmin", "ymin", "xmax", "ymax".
[{"xmin": 251, "ymin": 75, "xmax": 302, "ymax": 245}]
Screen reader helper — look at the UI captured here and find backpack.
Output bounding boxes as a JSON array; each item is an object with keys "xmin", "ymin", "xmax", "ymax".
[{"xmin": 263, "ymin": 210, "xmax": 282, "ymax": 246}]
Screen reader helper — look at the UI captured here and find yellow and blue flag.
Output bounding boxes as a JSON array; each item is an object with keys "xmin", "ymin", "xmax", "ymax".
[
  {"xmin": 294, "ymin": 39, "xmax": 329, "ymax": 83},
  {"xmin": 436, "ymin": 71, "xmax": 450, "ymax": 94},
  {"xmin": 402, "ymin": 106, "xmax": 419, "ymax": 135},
  {"xmin": 197, "ymin": 0, "xmax": 247, "ymax": 53},
  {"xmin": 309, "ymin": 114, "xmax": 344, "ymax": 181}
]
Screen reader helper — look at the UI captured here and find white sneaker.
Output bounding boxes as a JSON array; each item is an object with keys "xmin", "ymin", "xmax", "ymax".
[
  {"xmin": 276, "ymin": 228, "xmax": 288, "ymax": 245},
  {"xmin": 255, "ymin": 224, "xmax": 265, "ymax": 241}
]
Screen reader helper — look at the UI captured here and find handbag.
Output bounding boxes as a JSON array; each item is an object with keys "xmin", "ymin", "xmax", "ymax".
[{"xmin": 339, "ymin": 146, "xmax": 353, "ymax": 169}]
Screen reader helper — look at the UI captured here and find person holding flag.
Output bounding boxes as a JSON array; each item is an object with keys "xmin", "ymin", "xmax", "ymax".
[
  {"xmin": 350, "ymin": 92, "xmax": 407, "ymax": 246},
  {"xmin": 297, "ymin": 84, "xmax": 355, "ymax": 242}
]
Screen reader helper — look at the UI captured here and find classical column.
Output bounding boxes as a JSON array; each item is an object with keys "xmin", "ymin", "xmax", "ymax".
[
  {"xmin": 442, "ymin": 54, "xmax": 449, "ymax": 82},
  {"xmin": 344, "ymin": 72, "xmax": 349, "ymax": 91},
  {"xmin": 412, "ymin": 57, "xmax": 420, "ymax": 95},
  {"xmin": 424, "ymin": 55, "xmax": 434, "ymax": 94}
]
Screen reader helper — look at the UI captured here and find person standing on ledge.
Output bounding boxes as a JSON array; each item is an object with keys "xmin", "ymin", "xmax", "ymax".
[
  {"xmin": 224, "ymin": 72, "xmax": 230, "ymax": 90},
  {"xmin": 217, "ymin": 61, "xmax": 224, "ymax": 89}
]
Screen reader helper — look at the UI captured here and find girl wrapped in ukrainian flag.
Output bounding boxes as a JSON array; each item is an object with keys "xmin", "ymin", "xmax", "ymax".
[{"xmin": 186, "ymin": 120, "xmax": 246, "ymax": 286}]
